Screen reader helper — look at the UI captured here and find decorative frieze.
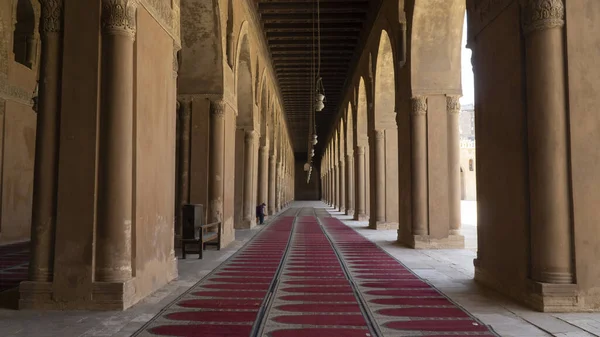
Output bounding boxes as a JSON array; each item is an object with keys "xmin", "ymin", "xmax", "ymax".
[
  {"xmin": 138, "ymin": 0, "xmax": 181, "ymax": 47},
  {"xmin": 0, "ymin": 81, "xmax": 34, "ymax": 107},
  {"xmin": 40, "ymin": 0, "xmax": 63, "ymax": 33},
  {"xmin": 101, "ymin": 0, "xmax": 138, "ymax": 38},
  {"xmin": 411, "ymin": 96, "xmax": 427, "ymax": 116},
  {"xmin": 520, "ymin": 0, "xmax": 564, "ymax": 35}
]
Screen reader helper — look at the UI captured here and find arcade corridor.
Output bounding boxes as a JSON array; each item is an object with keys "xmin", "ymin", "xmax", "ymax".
[{"xmin": 2, "ymin": 0, "xmax": 600, "ymax": 336}]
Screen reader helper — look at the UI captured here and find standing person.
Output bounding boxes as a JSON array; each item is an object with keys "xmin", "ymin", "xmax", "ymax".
[{"xmin": 256, "ymin": 203, "xmax": 266, "ymax": 225}]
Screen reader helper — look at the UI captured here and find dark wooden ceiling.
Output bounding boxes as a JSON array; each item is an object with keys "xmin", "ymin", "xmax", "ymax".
[{"xmin": 254, "ymin": 0, "xmax": 377, "ymax": 156}]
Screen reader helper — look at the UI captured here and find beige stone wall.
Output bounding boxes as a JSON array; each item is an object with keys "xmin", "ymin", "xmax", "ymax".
[
  {"xmin": 565, "ymin": 0, "xmax": 600, "ymax": 305},
  {"xmin": 132, "ymin": 7, "xmax": 178, "ymax": 302},
  {"xmin": 0, "ymin": 0, "xmax": 40, "ymax": 245},
  {"xmin": 470, "ymin": 1, "xmax": 531, "ymax": 304}
]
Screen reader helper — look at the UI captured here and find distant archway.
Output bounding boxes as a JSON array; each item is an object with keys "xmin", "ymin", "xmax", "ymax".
[
  {"xmin": 234, "ymin": 34, "xmax": 256, "ymax": 229},
  {"xmin": 369, "ymin": 29, "xmax": 399, "ymax": 229},
  {"xmin": 354, "ymin": 77, "xmax": 370, "ymax": 219}
]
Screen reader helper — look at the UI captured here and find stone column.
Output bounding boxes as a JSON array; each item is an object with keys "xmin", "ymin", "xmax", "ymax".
[
  {"xmin": 411, "ymin": 97, "xmax": 428, "ymax": 235},
  {"xmin": 29, "ymin": 0, "xmax": 63, "ymax": 282},
  {"xmin": 447, "ymin": 96, "xmax": 461, "ymax": 235},
  {"xmin": 355, "ymin": 146, "xmax": 366, "ymax": 220},
  {"xmin": 372, "ymin": 130, "xmax": 386, "ymax": 225},
  {"xmin": 329, "ymin": 162, "xmax": 334, "ymax": 207},
  {"xmin": 333, "ymin": 165, "xmax": 339, "ymax": 209},
  {"xmin": 243, "ymin": 130, "xmax": 256, "ymax": 227},
  {"xmin": 209, "ymin": 100, "xmax": 225, "ymax": 223},
  {"xmin": 522, "ymin": 0, "xmax": 573, "ymax": 284},
  {"xmin": 346, "ymin": 154, "xmax": 354, "ymax": 215},
  {"xmin": 95, "ymin": 0, "xmax": 137, "ymax": 282},
  {"xmin": 268, "ymin": 155, "xmax": 276, "ymax": 215},
  {"xmin": 258, "ymin": 145, "xmax": 269, "ymax": 206},
  {"xmin": 176, "ymin": 98, "xmax": 191, "ymax": 241},
  {"xmin": 339, "ymin": 159, "xmax": 346, "ymax": 212}
]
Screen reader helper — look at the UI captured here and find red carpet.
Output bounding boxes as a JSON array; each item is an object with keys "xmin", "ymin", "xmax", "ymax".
[
  {"xmin": 139, "ymin": 214, "xmax": 296, "ymax": 337},
  {"xmin": 0, "ymin": 241, "xmax": 29, "ymax": 292},
  {"xmin": 321, "ymin": 216, "xmax": 497, "ymax": 336},
  {"xmin": 135, "ymin": 208, "xmax": 497, "ymax": 337}
]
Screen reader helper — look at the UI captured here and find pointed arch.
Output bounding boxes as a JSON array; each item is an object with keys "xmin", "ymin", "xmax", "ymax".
[
  {"xmin": 346, "ymin": 102, "xmax": 354, "ymax": 156},
  {"xmin": 373, "ymin": 29, "xmax": 396, "ymax": 129},
  {"xmin": 355, "ymin": 77, "xmax": 369, "ymax": 148},
  {"xmin": 235, "ymin": 29, "xmax": 254, "ymax": 128}
]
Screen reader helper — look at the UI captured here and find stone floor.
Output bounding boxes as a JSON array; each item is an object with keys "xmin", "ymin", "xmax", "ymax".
[{"xmin": 1, "ymin": 201, "xmax": 600, "ymax": 337}]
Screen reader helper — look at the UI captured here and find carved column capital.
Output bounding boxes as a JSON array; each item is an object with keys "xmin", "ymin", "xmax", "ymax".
[
  {"xmin": 446, "ymin": 95, "xmax": 461, "ymax": 115},
  {"xmin": 245, "ymin": 130, "xmax": 257, "ymax": 142},
  {"xmin": 101, "ymin": 0, "xmax": 138, "ymax": 39},
  {"xmin": 356, "ymin": 146, "xmax": 365, "ymax": 155},
  {"xmin": 374, "ymin": 129, "xmax": 385, "ymax": 140},
  {"xmin": 210, "ymin": 99, "xmax": 226, "ymax": 118},
  {"xmin": 521, "ymin": 0, "xmax": 564, "ymax": 35},
  {"xmin": 40, "ymin": 0, "xmax": 63, "ymax": 34},
  {"xmin": 411, "ymin": 96, "xmax": 427, "ymax": 116}
]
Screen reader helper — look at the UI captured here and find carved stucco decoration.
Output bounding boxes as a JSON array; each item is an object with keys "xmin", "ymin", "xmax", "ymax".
[
  {"xmin": 138, "ymin": 0, "xmax": 180, "ymax": 47},
  {"xmin": 102, "ymin": 0, "xmax": 138, "ymax": 38},
  {"xmin": 0, "ymin": 80, "xmax": 35, "ymax": 106},
  {"xmin": 411, "ymin": 96, "xmax": 427, "ymax": 116},
  {"xmin": 211, "ymin": 99, "xmax": 226, "ymax": 117},
  {"xmin": 40, "ymin": 0, "xmax": 63, "ymax": 33},
  {"xmin": 520, "ymin": 0, "xmax": 564, "ymax": 35},
  {"xmin": 446, "ymin": 96, "xmax": 461, "ymax": 114}
]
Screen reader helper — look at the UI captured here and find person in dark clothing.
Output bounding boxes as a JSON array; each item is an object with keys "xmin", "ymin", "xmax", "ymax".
[{"xmin": 256, "ymin": 203, "xmax": 266, "ymax": 225}]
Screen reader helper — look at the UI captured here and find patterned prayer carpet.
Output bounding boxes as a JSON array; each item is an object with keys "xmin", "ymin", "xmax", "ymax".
[
  {"xmin": 0, "ymin": 241, "xmax": 29, "ymax": 292},
  {"xmin": 135, "ymin": 208, "xmax": 498, "ymax": 337}
]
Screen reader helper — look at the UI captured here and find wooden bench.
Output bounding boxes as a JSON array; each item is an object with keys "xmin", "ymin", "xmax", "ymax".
[
  {"xmin": 181, "ymin": 221, "xmax": 221, "ymax": 259},
  {"xmin": 180, "ymin": 204, "xmax": 221, "ymax": 259}
]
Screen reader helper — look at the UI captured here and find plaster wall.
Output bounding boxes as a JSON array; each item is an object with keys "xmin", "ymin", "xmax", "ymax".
[
  {"xmin": 189, "ymin": 99, "xmax": 210, "ymax": 217},
  {"xmin": 0, "ymin": 0, "xmax": 39, "ymax": 245},
  {"xmin": 132, "ymin": 8, "xmax": 178, "ymax": 302},
  {"xmin": 566, "ymin": 0, "xmax": 600, "ymax": 308},
  {"xmin": 234, "ymin": 128, "xmax": 244, "ymax": 227},
  {"xmin": 471, "ymin": 2, "xmax": 530, "ymax": 302}
]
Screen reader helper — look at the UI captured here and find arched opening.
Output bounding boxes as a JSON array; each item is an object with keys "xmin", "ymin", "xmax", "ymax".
[
  {"xmin": 370, "ymin": 29, "xmax": 399, "ymax": 229},
  {"xmin": 13, "ymin": 0, "xmax": 36, "ymax": 68},
  {"xmin": 459, "ymin": 10, "xmax": 477, "ymax": 247},
  {"xmin": 234, "ymin": 35, "xmax": 256, "ymax": 229},
  {"xmin": 354, "ymin": 77, "xmax": 370, "ymax": 221}
]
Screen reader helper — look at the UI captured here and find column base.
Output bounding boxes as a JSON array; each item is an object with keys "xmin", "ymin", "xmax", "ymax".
[
  {"xmin": 19, "ymin": 279, "xmax": 136, "ymax": 311},
  {"xmin": 402, "ymin": 234, "xmax": 465, "ymax": 249},
  {"xmin": 368, "ymin": 221, "xmax": 398, "ymax": 230},
  {"xmin": 237, "ymin": 218, "xmax": 256, "ymax": 229},
  {"xmin": 475, "ymin": 265, "xmax": 582, "ymax": 312},
  {"xmin": 354, "ymin": 213, "xmax": 368, "ymax": 221},
  {"xmin": 525, "ymin": 280, "xmax": 579, "ymax": 312},
  {"xmin": 339, "ymin": 207, "xmax": 346, "ymax": 213},
  {"xmin": 345, "ymin": 209, "xmax": 354, "ymax": 216}
]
